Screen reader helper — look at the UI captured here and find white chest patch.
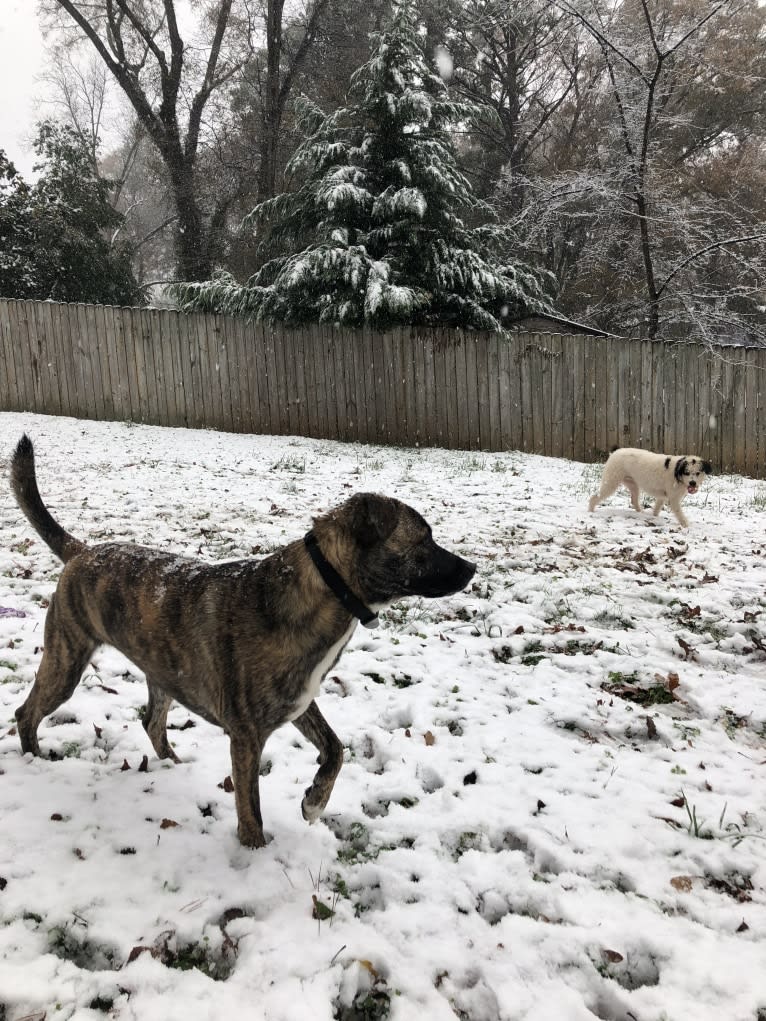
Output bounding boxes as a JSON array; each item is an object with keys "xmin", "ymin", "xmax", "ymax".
[{"xmin": 287, "ymin": 622, "xmax": 356, "ymax": 722}]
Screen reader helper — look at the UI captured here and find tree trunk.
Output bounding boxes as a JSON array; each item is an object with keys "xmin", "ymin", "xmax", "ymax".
[
  {"xmin": 167, "ymin": 158, "xmax": 211, "ymax": 281},
  {"xmin": 257, "ymin": 0, "xmax": 285, "ymax": 202}
]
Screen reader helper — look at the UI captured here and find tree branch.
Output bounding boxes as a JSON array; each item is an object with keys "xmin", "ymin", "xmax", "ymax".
[{"xmin": 657, "ymin": 232, "xmax": 766, "ymax": 299}]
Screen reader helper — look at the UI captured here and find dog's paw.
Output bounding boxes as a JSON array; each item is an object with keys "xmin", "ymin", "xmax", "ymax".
[
  {"xmin": 301, "ymin": 793, "xmax": 323, "ymax": 824},
  {"xmin": 237, "ymin": 824, "xmax": 267, "ymax": 849}
]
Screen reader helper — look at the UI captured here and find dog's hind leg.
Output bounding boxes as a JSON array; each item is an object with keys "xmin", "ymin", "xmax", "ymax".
[
  {"xmin": 229, "ymin": 729, "xmax": 266, "ymax": 848},
  {"xmin": 293, "ymin": 701, "xmax": 344, "ymax": 825},
  {"xmin": 16, "ymin": 597, "xmax": 95, "ymax": 756},
  {"xmin": 624, "ymin": 478, "xmax": 642, "ymax": 512},
  {"xmin": 142, "ymin": 683, "xmax": 180, "ymax": 763},
  {"xmin": 589, "ymin": 471, "xmax": 620, "ymax": 512}
]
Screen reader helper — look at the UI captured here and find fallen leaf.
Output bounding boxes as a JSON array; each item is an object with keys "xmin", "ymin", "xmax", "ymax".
[
  {"xmin": 93, "ymin": 723, "xmax": 103, "ymax": 739},
  {"xmin": 667, "ymin": 672, "xmax": 680, "ymax": 691},
  {"xmin": 50, "ymin": 813, "xmax": 63, "ymax": 822},
  {"xmin": 424, "ymin": 731, "xmax": 435, "ymax": 746},
  {"xmin": 737, "ymin": 919, "xmax": 749, "ymax": 932},
  {"xmin": 670, "ymin": 797, "xmax": 686, "ymax": 808},
  {"xmin": 160, "ymin": 818, "xmax": 179, "ymax": 829},
  {"xmin": 601, "ymin": 949, "xmax": 624, "ymax": 964},
  {"xmin": 463, "ymin": 770, "xmax": 478, "ymax": 785},
  {"xmin": 219, "ymin": 775, "xmax": 235, "ymax": 792},
  {"xmin": 670, "ymin": 875, "xmax": 694, "ymax": 892},
  {"xmin": 120, "ymin": 759, "xmax": 131, "ymax": 771},
  {"xmin": 676, "ymin": 636, "xmax": 696, "ymax": 661},
  {"xmin": 138, "ymin": 755, "xmax": 149, "ymax": 773},
  {"xmin": 359, "ymin": 959, "xmax": 379, "ymax": 978}
]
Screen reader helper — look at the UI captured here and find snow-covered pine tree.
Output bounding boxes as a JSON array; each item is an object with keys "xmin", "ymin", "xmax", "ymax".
[{"xmin": 175, "ymin": 3, "xmax": 552, "ymax": 330}]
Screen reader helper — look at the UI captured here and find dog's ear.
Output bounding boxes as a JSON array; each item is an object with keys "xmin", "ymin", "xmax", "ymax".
[
  {"xmin": 674, "ymin": 457, "xmax": 688, "ymax": 482},
  {"xmin": 347, "ymin": 493, "xmax": 399, "ymax": 547},
  {"xmin": 701, "ymin": 460, "xmax": 712, "ymax": 475}
]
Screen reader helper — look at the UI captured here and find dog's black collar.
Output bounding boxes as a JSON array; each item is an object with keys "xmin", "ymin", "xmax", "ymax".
[{"xmin": 304, "ymin": 531, "xmax": 379, "ymax": 629}]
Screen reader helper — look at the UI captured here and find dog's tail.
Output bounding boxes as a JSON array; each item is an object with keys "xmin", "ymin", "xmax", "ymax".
[{"xmin": 10, "ymin": 435, "xmax": 85, "ymax": 563}]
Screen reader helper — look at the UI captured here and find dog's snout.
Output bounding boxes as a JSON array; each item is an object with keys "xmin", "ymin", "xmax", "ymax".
[{"xmin": 458, "ymin": 558, "xmax": 477, "ymax": 586}]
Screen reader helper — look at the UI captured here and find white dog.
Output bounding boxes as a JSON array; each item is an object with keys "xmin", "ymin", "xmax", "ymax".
[{"xmin": 589, "ymin": 448, "xmax": 712, "ymax": 527}]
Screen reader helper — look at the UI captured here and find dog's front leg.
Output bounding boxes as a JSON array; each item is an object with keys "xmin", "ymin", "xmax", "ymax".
[
  {"xmin": 229, "ymin": 731, "xmax": 266, "ymax": 848},
  {"xmin": 669, "ymin": 500, "xmax": 689, "ymax": 527},
  {"xmin": 293, "ymin": 701, "xmax": 343, "ymax": 824}
]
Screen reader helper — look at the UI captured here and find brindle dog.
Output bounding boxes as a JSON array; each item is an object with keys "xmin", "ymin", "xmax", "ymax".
[{"xmin": 10, "ymin": 435, "xmax": 475, "ymax": 847}]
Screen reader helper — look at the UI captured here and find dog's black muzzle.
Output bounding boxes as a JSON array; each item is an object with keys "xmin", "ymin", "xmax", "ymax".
[{"xmin": 406, "ymin": 546, "xmax": 476, "ymax": 598}]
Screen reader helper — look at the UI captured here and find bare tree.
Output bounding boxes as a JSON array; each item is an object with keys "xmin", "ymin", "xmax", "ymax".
[
  {"xmin": 509, "ymin": 0, "xmax": 766, "ymax": 344},
  {"xmin": 40, "ymin": 53, "xmax": 111, "ymax": 170},
  {"xmin": 553, "ymin": 0, "xmax": 766, "ymax": 341},
  {"xmin": 256, "ymin": 0, "xmax": 332, "ymax": 202},
  {"xmin": 436, "ymin": 0, "xmax": 582, "ymax": 207},
  {"xmin": 39, "ymin": 0, "xmax": 254, "ymax": 280}
]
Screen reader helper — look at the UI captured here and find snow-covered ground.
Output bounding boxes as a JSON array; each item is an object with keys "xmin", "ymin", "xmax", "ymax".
[{"xmin": 1, "ymin": 411, "xmax": 765, "ymax": 1021}]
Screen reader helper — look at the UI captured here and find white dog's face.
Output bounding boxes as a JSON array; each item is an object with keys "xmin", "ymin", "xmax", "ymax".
[{"xmin": 674, "ymin": 456, "xmax": 712, "ymax": 495}]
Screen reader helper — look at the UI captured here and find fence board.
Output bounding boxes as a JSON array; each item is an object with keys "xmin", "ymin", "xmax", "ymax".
[
  {"xmin": 507, "ymin": 337, "xmax": 523, "ymax": 452},
  {"xmin": 46, "ymin": 300, "xmax": 70, "ymax": 415},
  {"xmin": 464, "ymin": 331, "xmax": 480, "ymax": 450},
  {"xmin": 283, "ymin": 322, "xmax": 301, "ymax": 438},
  {"xmin": 732, "ymin": 349, "xmax": 746, "ymax": 473},
  {"xmin": 576, "ymin": 336, "xmax": 588, "ymax": 461},
  {"xmin": 12, "ymin": 302, "xmax": 39, "ymax": 411},
  {"xmin": 519, "ymin": 339, "xmax": 533, "ymax": 453},
  {"xmin": 755, "ymin": 350, "xmax": 766, "ymax": 480},
  {"xmin": 0, "ymin": 301, "xmax": 16, "ymax": 410},
  {"xmin": 114, "ymin": 304, "xmax": 134, "ymax": 421},
  {"xmin": 175, "ymin": 312, "xmax": 197, "ymax": 429},
  {"xmin": 70, "ymin": 304, "xmax": 95, "ymax": 420},
  {"xmin": 30, "ymin": 301, "xmax": 58, "ymax": 415},
  {"xmin": 361, "ymin": 326, "xmax": 379, "ymax": 445}
]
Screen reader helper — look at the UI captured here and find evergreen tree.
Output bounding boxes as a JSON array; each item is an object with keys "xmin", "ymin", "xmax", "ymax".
[
  {"xmin": 0, "ymin": 122, "xmax": 141, "ymax": 306},
  {"xmin": 175, "ymin": 4, "xmax": 552, "ymax": 330}
]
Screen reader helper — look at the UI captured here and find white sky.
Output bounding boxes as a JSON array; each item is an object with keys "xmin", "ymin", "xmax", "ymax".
[{"xmin": 0, "ymin": 2, "xmax": 46, "ymax": 176}]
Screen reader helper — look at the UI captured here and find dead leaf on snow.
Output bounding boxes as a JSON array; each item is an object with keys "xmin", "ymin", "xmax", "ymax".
[
  {"xmin": 424, "ymin": 731, "xmax": 435, "ymax": 746},
  {"xmin": 676, "ymin": 636, "xmax": 696, "ymax": 661},
  {"xmin": 670, "ymin": 875, "xmax": 694, "ymax": 892}
]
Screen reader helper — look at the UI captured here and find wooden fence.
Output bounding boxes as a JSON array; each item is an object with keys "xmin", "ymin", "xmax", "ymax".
[{"xmin": 0, "ymin": 297, "xmax": 762, "ymax": 476}]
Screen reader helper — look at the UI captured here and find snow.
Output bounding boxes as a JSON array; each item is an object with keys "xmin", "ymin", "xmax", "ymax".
[{"xmin": 1, "ymin": 411, "xmax": 765, "ymax": 1021}]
